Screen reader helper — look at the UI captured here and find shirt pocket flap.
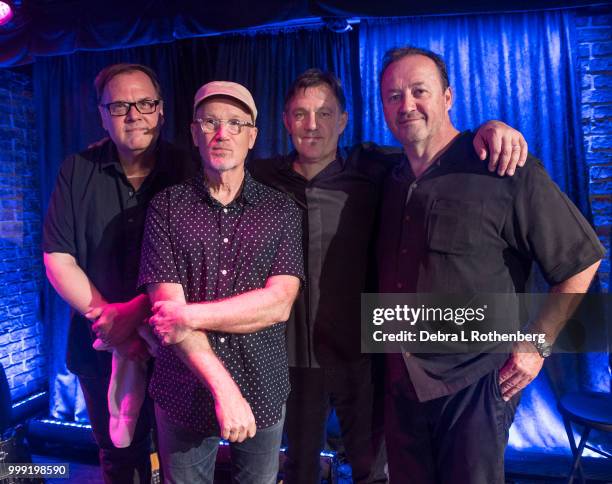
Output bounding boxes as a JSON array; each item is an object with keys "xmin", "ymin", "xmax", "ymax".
[{"xmin": 427, "ymin": 199, "xmax": 482, "ymax": 255}]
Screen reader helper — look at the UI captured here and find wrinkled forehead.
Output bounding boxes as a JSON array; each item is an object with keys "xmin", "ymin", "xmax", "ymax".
[
  {"xmin": 381, "ymin": 55, "xmax": 445, "ymax": 91},
  {"xmin": 287, "ymin": 83, "xmax": 343, "ymax": 111}
]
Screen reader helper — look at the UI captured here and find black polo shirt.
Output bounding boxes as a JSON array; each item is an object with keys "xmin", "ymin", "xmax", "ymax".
[
  {"xmin": 138, "ymin": 171, "xmax": 304, "ymax": 433},
  {"xmin": 249, "ymin": 144, "xmax": 397, "ymax": 368},
  {"xmin": 42, "ymin": 139, "xmax": 197, "ymax": 377},
  {"xmin": 378, "ymin": 131, "xmax": 605, "ymax": 401}
]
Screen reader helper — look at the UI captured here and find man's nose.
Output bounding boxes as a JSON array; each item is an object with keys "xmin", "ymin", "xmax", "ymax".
[
  {"xmin": 399, "ymin": 93, "xmax": 416, "ymax": 114},
  {"xmin": 306, "ymin": 112, "xmax": 318, "ymax": 130},
  {"xmin": 214, "ymin": 122, "xmax": 230, "ymax": 140},
  {"xmin": 125, "ymin": 103, "xmax": 142, "ymax": 121}
]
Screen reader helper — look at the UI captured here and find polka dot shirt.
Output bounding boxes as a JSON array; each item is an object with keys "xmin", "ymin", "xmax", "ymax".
[{"xmin": 138, "ymin": 170, "xmax": 304, "ymax": 434}]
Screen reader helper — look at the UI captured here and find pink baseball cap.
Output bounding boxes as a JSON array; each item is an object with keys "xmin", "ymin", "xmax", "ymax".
[{"xmin": 193, "ymin": 81, "xmax": 257, "ymax": 123}]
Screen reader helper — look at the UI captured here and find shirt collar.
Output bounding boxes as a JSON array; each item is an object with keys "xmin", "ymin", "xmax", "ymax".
[
  {"xmin": 99, "ymin": 138, "xmax": 171, "ymax": 174},
  {"xmin": 98, "ymin": 140, "xmax": 121, "ymax": 171},
  {"xmin": 285, "ymin": 149, "xmax": 346, "ymax": 179},
  {"xmin": 392, "ymin": 131, "xmax": 472, "ymax": 181}
]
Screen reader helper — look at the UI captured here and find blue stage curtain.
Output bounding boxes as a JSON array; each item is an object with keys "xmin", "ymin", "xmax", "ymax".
[{"xmin": 359, "ymin": 11, "xmax": 609, "ymax": 455}]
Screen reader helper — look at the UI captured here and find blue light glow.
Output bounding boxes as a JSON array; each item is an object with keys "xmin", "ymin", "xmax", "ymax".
[
  {"xmin": 11, "ymin": 391, "xmax": 46, "ymax": 410},
  {"xmin": 37, "ymin": 419, "xmax": 92, "ymax": 430}
]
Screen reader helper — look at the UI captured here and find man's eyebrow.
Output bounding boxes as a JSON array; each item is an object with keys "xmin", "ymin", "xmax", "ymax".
[
  {"xmin": 107, "ymin": 97, "xmax": 155, "ymax": 103},
  {"xmin": 384, "ymin": 81, "xmax": 427, "ymax": 91}
]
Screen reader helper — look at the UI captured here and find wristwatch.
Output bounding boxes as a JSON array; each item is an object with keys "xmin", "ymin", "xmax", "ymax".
[{"xmin": 531, "ymin": 338, "xmax": 553, "ymax": 358}]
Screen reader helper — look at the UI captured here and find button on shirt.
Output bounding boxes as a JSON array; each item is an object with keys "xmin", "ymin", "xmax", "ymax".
[
  {"xmin": 249, "ymin": 144, "xmax": 397, "ymax": 367},
  {"xmin": 138, "ymin": 171, "xmax": 304, "ymax": 433}
]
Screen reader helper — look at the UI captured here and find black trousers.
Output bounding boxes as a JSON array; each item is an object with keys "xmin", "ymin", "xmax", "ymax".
[
  {"xmin": 78, "ymin": 372, "xmax": 153, "ymax": 484},
  {"xmin": 283, "ymin": 357, "xmax": 387, "ymax": 484},
  {"xmin": 385, "ymin": 366, "xmax": 520, "ymax": 484}
]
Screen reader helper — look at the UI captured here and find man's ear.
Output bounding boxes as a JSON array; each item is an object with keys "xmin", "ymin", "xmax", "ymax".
[
  {"xmin": 445, "ymin": 87, "xmax": 453, "ymax": 111},
  {"xmin": 248, "ymin": 127, "xmax": 258, "ymax": 150},
  {"xmin": 190, "ymin": 122, "xmax": 199, "ymax": 147},
  {"xmin": 282, "ymin": 111, "xmax": 292, "ymax": 134},
  {"xmin": 158, "ymin": 101, "xmax": 165, "ymax": 126},
  {"xmin": 99, "ymin": 106, "xmax": 109, "ymax": 133},
  {"xmin": 338, "ymin": 111, "xmax": 348, "ymax": 135}
]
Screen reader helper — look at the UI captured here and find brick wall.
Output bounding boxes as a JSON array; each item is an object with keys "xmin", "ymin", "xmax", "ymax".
[
  {"xmin": 578, "ymin": 8, "xmax": 612, "ymax": 292},
  {"xmin": 0, "ymin": 67, "xmax": 46, "ymax": 402}
]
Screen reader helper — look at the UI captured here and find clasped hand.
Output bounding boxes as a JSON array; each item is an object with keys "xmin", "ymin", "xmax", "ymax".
[
  {"xmin": 148, "ymin": 300, "xmax": 193, "ymax": 345},
  {"xmin": 87, "ymin": 301, "xmax": 137, "ymax": 346}
]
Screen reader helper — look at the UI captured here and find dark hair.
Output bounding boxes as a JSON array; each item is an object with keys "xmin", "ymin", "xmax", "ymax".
[
  {"xmin": 94, "ymin": 63, "xmax": 163, "ymax": 103},
  {"xmin": 284, "ymin": 68, "xmax": 346, "ymax": 112},
  {"xmin": 380, "ymin": 46, "xmax": 450, "ymax": 91}
]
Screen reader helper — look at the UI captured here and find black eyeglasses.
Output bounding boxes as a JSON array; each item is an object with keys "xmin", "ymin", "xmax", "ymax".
[
  {"xmin": 194, "ymin": 117, "xmax": 255, "ymax": 135},
  {"xmin": 100, "ymin": 99, "xmax": 161, "ymax": 116}
]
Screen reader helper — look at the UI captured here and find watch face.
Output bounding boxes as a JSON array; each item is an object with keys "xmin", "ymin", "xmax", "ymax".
[{"xmin": 536, "ymin": 341, "xmax": 552, "ymax": 358}]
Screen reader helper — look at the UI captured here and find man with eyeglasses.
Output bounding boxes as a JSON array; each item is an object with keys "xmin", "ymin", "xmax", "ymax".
[
  {"xmin": 139, "ymin": 81, "xmax": 304, "ymax": 482},
  {"xmin": 43, "ymin": 63, "xmax": 197, "ymax": 483}
]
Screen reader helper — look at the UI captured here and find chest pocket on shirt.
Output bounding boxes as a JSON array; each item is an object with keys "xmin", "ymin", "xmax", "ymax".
[{"xmin": 427, "ymin": 199, "xmax": 482, "ymax": 255}]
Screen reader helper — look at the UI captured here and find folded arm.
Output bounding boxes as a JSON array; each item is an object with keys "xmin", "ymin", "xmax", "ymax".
[
  {"xmin": 44, "ymin": 252, "xmax": 151, "ymax": 349},
  {"xmin": 149, "ymin": 274, "xmax": 300, "ymax": 343},
  {"xmin": 147, "ymin": 282, "xmax": 256, "ymax": 442}
]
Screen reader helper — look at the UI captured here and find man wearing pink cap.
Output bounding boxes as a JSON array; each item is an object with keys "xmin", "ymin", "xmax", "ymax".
[{"xmin": 138, "ymin": 81, "xmax": 304, "ymax": 483}]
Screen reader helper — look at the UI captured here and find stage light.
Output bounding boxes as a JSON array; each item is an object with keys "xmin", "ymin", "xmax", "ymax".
[
  {"xmin": 323, "ymin": 17, "xmax": 353, "ymax": 33},
  {"xmin": 0, "ymin": 1, "xmax": 13, "ymax": 26}
]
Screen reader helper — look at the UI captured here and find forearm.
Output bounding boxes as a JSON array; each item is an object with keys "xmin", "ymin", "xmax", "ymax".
[
  {"xmin": 530, "ymin": 260, "xmax": 601, "ymax": 342},
  {"xmin": 44, "ymin": 252, "xmax": 107, "ymax": 315},
  {"xmin": 147, "ymin": 282, "xmax": 255, "ymax": 440},
  {"xmin": 148, "ymin": 283, "xmax": 240, "ymax": 392},
  {"xmin": 173, "ymin": 331, "xmax": 243, "ymax": 397},
  {"xmin": 120, "ymin": 293, "xmax": 153, "ymax": 333},
  {"xmin": 183, "ymin": 276, "xmax": 299, "ymax": 334}
]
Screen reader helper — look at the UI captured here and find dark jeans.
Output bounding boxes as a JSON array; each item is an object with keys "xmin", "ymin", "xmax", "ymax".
[
  {"xmin": 385, "ymin": 366, "xmax": 520, "ymax": 484},
  {"xmin": 283, "ymin": 357, "xmax": 387, "ymax": 484},
  {"xmin": 155, "ymin": 403, "xmax": 285, "ymax": 484},
  {"xmin": 78, "ymin": 373, "xmax": 153, "ymax": 484}
]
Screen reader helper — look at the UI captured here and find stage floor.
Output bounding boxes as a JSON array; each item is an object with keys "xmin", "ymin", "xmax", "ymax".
[{"xmin": 32, "ymin": 448, "xmax": 612, "ymax": 483}]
